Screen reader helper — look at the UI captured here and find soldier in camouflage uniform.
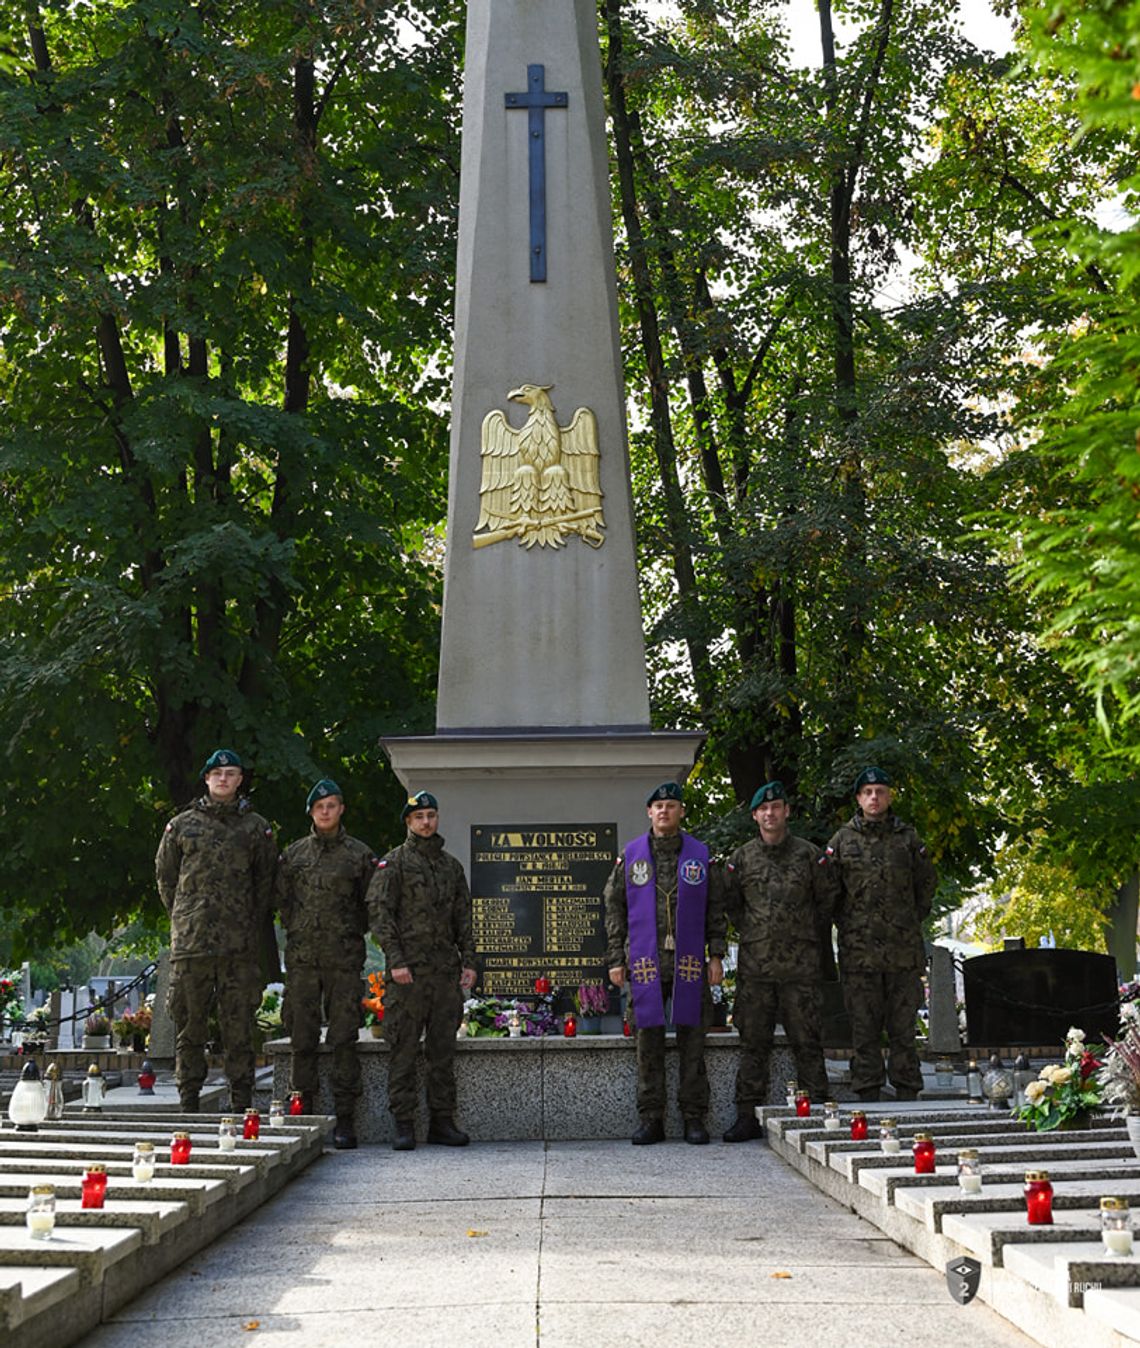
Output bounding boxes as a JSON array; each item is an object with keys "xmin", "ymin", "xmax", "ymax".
[
  {"xmin": 367, "ymin": 790, "xmax": 476, "ymax": 1151},
  {"xmin": 821, "ymin": 767, "xmax": 936, "ymax": 1101},
  {"xmin": 604, "ymin": 782, "xmax": 726, "ymax": 1145},
  {"xmin": 722, "ymin": 781, "xmax": 837, "ymax": 1141},
  {"xmin": 278, "ymin": 778, "xmax": 377, "ymax": 1150},
  {"xmin": 155, "ymin": 749, "xmax": 277, "ymax": 1111}
]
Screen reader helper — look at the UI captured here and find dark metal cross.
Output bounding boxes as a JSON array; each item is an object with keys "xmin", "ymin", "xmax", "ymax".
[{"xmin": 504, "ymin": 64, "xmax": 568, "ymax": 283}]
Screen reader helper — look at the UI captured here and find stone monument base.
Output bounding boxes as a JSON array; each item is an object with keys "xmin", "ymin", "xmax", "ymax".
[{"xmin": 268, "ymin": 1031, "xmax": 808, "ymax": 1143}]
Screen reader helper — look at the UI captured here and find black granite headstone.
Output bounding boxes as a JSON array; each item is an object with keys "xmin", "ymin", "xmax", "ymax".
[{"xmin": 962, "ymin": 947, "xmax": 1119, "ymax": 1047}]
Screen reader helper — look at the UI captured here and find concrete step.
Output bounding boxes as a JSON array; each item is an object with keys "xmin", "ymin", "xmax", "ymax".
[
  {"xmin": 763, "ymin": 1102, "xmax": 1140, "ymax": 1348},
  {"xmin": 0, "ymin": 1106, "xmax": 332, "ymax": 1345}
]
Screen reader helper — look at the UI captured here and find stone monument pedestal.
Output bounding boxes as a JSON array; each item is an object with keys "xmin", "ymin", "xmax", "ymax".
[{"xmin": 382, "ymin": 730, "xmax": 706, "ymax": 877}]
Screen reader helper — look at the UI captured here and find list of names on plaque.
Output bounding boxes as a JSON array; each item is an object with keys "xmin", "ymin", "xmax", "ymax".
[{"xmin": 471, "ymin": 823, "xmax": 617, "ymax": 996}]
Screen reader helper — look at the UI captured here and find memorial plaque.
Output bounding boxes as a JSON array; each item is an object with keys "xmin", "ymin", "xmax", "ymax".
[
  {"xmin": 963, "ymin": 947, "xmax": 1119, "ymax": 1047},
  {"xmin": 471, "ymin": 822, "xmax": 616, "ymax": 995}
]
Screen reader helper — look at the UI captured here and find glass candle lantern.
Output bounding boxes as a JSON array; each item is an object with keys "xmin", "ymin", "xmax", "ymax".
[
  {"xmin": 243, "ymin": 1108, "xmax": 261, "ymax": 1140},
  {"xmin": 563, "ymin": 1013, "xmax": 577, "ymax": 1038},
  {"xmin": 1024, "ymin": 1170, "xmax": 1054, "ymax": 1225},
  {"xmin": 1101, "ymin": 1197, "xmax": 1133, "ymax": 1255},
  {"xmin": 850, "ymin": 1110, "xmax": 868, "ymax": 1141},
  {"xmin": 966, "ymin": 1059, "xmax": 983, "ymax": 1103},
  {"xmin": 171, "ymin": 1132, "xmax": 192, "ymax": 1165},
  {"xmin": 8, "ymin": 1059, "xmax": 48, "ymax": 1131},
  {"xmin": 218, "ymin": 1117, "xmax": 238, "ymax": 1151},
  {"xmin": 81, "ymin": 1063, "xmax": 106, "ymax": 1112},
  {"xmin": 26, "ymin": 1185, "xmax": 56, "ymax": 1240},
  {"xmin": 913, "ymin": 1132, "xmax": 936, "ymax": 1174},
  {"xmin": 268, "ymin": 1099, "xmax": 285, "ymax": 1128},
  {"xmin": 785, "ymin": 1080, "xmax": 799, "ymax": 1108},
  {"xmin": 794, "ymin": 1091, "xmax": 811, "ymax": 1118},
  {"xmin": 289, "ymin": 1091, "xmax": 305, "ymax": 1116},
  {"xmin": 132, "ymin": 1141, "xmax": 155, "ymax": 1182},
  {"xmin": 137, "ymin": 1060, "xmax": 157, "ymax": 1095},
  {"xmin": 81, "ymin": 1166, "xmax": 107, "ymax": 1209},
  {"xmin": 44, "ymin": 1061, "xmax": 65, "ymax": 1121},
  {"xmin": 878, "ymin": 1118, "xmax": 900, "ymax": 1154},
  {"xmin": 823, "ymin": 1101, "xmax": 841, "ymax": 1131},
  {"xmin": 957, "ymin": 1149, "xmax": 982, "ymax": 1195}
]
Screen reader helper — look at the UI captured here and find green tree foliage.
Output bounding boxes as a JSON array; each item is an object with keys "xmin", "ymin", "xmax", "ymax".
[
  {"xmin": 987, "ymin": 1, "xmax": 1140, "ymax": 758},
  {"xmin": 0, "ymin": 1, "xmax": 461, "ymax": 952},
  {"xmin": 601, "ymin": 0, "xmax": 1086, "ymax": 888}
]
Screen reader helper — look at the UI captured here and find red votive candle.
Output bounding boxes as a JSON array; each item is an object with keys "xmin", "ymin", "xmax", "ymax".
[
  {"xmin": 795, "ymin": 1091, "xmax": 811, "ymax": 1118},
  {"xmin": 534, "ymin": 976, "xmax": 552, "ymax": 996},
  {"xmin": 563, "ymin": 1013, "xmax": 577, "ymax": 1038},
  {"xmin": 81, "ymin": 1166, "xmax": 107, "ymax": 1208},
  {"xmin": 622, "ymin": 1020, "xmax": 632, "ymax": 1038},
  {"xmin": 913, "ymin": 1133, "xmax": 936, "ymax": 1174},
  {"xmin": 243, "ymin": 1109, "xmax": 261, "ymax": 1140},
  {"xmin": 170, "ymin": 1132, "xmax": 192, "ymax": 1165},
  {"xmin": 1024, "ymin": 1170, "xmax": 1054, "ymax": 1225},
  {"xmin": 850, "ymin": 1110, "xmax": 868, "ymax": 1141},
  {"xmin": 289, "ymin": 1092, "xmax": 305, "ymax": 1116}
]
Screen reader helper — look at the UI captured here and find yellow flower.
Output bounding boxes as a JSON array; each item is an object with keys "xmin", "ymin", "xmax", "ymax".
[
  {"xmin": 1024, "ymin": 1080, "xmax": 1047, "ymax": 1103},
  {"xmin": 1051, "ymin": 1066, "xmax": 1072, "ymax": 1085}
]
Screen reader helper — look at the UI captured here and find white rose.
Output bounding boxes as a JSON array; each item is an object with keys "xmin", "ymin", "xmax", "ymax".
[
  {"xmin": 1051, "ymin": 1066, "xmax": 1073, "ymax": 1086},
  {"xmin": 1066, "ymin": 1026, "xmax": 1086, "ymax": 1043},
  {"xmin": 1025, "ymin": 1080, "xmax": 1047, "ymax": 1103}
]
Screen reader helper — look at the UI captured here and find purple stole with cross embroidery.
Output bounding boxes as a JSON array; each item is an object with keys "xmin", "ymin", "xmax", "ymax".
[{"xmin": 625, "ymin": 831, "xmax": 709, "ymax": 1028}]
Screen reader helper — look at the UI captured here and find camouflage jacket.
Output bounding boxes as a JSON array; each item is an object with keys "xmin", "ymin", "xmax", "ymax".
[
  {"xmin": 367, "ymin": 831, "xmax": 475, "ymax": 975},
  {"xmin": 278, "ymin": 826, "xmax": 376, "ymax": 971},
  {"xmin": 603, "ymin": 831, "xmax": 727, "ymax": 974},
  {"xmin": 724, "ymin": 833, "xmax": 836, "ymax": 983},
  {"xmin": 155, "ymin": 796, "xmax": 276, "ymax": 960},
  {"xmin": 822, "ymin": 811, "xmax": 935, "ymax": 974}
]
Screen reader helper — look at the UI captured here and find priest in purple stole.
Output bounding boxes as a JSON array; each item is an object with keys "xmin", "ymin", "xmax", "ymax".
[{"xmin": 604, "ymin": 782, "xmax": 726, "ymax": 1144}]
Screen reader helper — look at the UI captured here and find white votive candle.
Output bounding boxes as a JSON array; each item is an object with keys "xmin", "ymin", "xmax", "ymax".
[
  {"xmin": 959, "ymin": 1174, "xmax": 982, "ymax": 1195},
  {"xmin": 27, "ymin": 1210, "xmax": 54, "ymax": 1237},
  {"xmin": 132, "ymin": 1161, "xmax": 155, "ymax": 1182},
  {"xmin": 1103, "ymin": 1228, "xmax": 1134, "ymax": 1255}
]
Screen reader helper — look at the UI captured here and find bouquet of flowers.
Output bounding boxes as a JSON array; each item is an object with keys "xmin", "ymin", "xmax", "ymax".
[
  {"xmin": 1014, "ymin": 1025, "xmax": 1102, "ymax": 1131},
  {"xmin": 574, "ymin": 983, "xmax": 609, "ymax": 1018},
  {"xmin": 361, "ymin": 971, "xmax": 385, "ymax": 1028},
  {"xmin": 1100, "ymin": 985, "xmax": 1140, "ymax": 1117},
  {"xmin": 0, "ymin": 972, "xmax": 24, "ymax": 1031}
]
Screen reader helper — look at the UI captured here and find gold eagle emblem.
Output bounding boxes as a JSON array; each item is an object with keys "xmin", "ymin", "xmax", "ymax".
[{"xmin": 473, "ymin": 384, "xmax": 606, "ymax": 549}]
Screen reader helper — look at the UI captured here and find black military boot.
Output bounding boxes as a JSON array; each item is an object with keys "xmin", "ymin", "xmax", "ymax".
[
  {"xmin": 722, "ymin": 1112, "xmax": 762, "ymax": 1143},
  {"xmin": 333, "ymin": 1116, "xmax": 358, "ymax": 1150},
  {"xmin": 427, "ymin": 1116, "xmax": 470, "ymax": 1146},
  {"xmin": 683, "ymin": 1118, "xmax": 709, "ymax": 1145},
  {"xmin": 631, "ymin": 1117, "xmax": 665, "ymax": 1145},
  {"xmin": 392, "ymin": 1119, "xmax": 416, "ymax": 1151}
]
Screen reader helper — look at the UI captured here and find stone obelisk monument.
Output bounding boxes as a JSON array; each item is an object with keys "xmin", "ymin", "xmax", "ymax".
[{"xmin": 383, "ymin": 0, "xmax": 703, "ymax": 993}]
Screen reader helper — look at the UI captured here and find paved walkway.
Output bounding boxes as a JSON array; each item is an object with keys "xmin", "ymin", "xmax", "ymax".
[{"xmin": 79, "ymin": 1138, "xmax": 1034, "ymax": 1348}]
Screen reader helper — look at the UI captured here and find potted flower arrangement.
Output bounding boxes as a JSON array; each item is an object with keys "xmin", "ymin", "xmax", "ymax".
[
  {"xmin": 1013, "ymin": 1025, "xmax": 1102, "ymax": 1131},
  {"xmin": 114, "ymin": 1004, "xmax": 152, "ymax": 1052},
  {"xmin": 361, "ymin": 971, "xmax": 385, "ymax": 1038},
  {"xmin": 0, "ymin": 972, "xmax": 24, "ymax": 1041},
  {"xmin": 83, "ymin": 1012, "xmax": 112, "ymax": 1050},
  {"xmin": 1100, "ymin": 984, "xmax": 1140, "ymax": 1160},
  {"xmin": 574, "ymin": 983, "xmax": 609, "ymax": 1034}
]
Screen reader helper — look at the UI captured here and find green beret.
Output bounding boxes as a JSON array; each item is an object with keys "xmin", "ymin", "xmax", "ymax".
[
  {"xmin": 306, "ymin": 778, "xmax": 342, "ymax": 812},
  {"xmin": 401, "ymin": 790, "xmax": 439, "ymax": 820},
  {"xmin": 854, "ymin": 766, "xmax": 891, "ymax": 793},
  {"xmin": 202, "ymin": 748, "xmax": 242, "ymax": 774},
  {"xmin": 645, "ymin": 781, "xmax": 684, "ymax": 806},
  {"xmin": 750, "ymin": 781, "xmax": 787, "ymax": 810}
]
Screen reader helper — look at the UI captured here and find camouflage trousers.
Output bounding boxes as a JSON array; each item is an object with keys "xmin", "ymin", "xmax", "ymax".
[
  {"xmin": 383, "ymin": 969, "xmax": 464, "ymax": 1121},
  {"xmin": 630, "ymin": 978, "xmax": 713, "ymax": 1123},
  {"xmin": 285, "ymin": 964, "xmax": 363, "ymax": 1116},
  {"xmin": 733, "ymin": 972, "xmax": 828, "ymax": 1108},
  {"xmin": 841, "ymin": 970, "xmax": 924, "ymax": 1095},
  {"xmin": 168, "ymin": 955, "xmax": 260, "ymax": 1107}
]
